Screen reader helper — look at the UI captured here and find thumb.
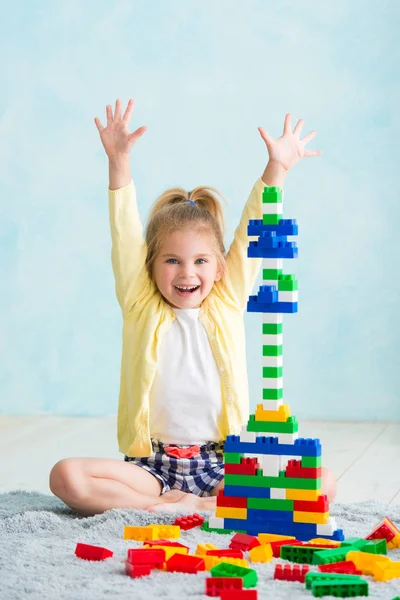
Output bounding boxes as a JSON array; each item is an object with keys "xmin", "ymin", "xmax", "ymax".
[
  {"xmin": 128, "ymin": 126, "xmax": 148, "ymax": 145},
  {"xmin": 258, "ymin": 126, "xmax": 272, "ymax": 147}
]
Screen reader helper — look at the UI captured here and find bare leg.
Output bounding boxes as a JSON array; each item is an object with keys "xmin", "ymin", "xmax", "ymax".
[
  {"xmin": 145, "ymin": 478, "xmax": 224, "ymax": 513},
  {"xmin": 322, "ymin": 467, "xmax": 337, "ymax": 503}
]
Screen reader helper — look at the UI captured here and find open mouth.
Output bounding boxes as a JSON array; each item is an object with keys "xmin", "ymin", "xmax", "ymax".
[{"xmin": 174, "ymin": 285, "xmax": 200, "ymax": 296}]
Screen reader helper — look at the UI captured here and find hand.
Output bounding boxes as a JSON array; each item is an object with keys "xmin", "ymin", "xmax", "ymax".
[
  {"xmin": 258, "ymin": 114, "xmax": 322, "ymax": 172},
  {"xmin": 94, "ymin": 98, "xmax": 148, "ymax": 159}
]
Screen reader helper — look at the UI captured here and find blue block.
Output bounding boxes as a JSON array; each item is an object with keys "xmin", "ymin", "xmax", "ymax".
[
  {"xmin": 248, "ymin": 509, "xmax": 294, "ymax": 522},
  {"xmin": 257, "ymin": 285, "xmax": 278, "ymax": 303},
  {"xmin": 257, "ymin": 232, "xmax": 289, "ymax": 248},
  {"xmin": 223, "ymin": 485, "xmax": 271, "ymax": 499},
  {"xmin": 224, "ymin": 436, "xmax": 322, "ymax": 457},
  {"xmin": 247, "ymin": 297, "xmax": 298, "ymax": 313},
  {"xmin": 224, "ymin": 518, "xmax": 344, "ymax": 542},
  {"xmin": 248, "ymin": 219, "xmax": 298, "ymax": 237},
  {"xmin": 248, "ymin": 241, "xmax": 298, "ymax": 259}
]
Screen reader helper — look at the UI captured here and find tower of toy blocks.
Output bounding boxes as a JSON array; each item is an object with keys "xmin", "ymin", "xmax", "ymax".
[{"xmin": 206, "ymin": 185, "xmax": 343, "ymax": 542}]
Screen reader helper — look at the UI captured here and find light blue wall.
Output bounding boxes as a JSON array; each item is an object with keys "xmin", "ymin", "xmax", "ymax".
[{"xmin": 0, "ymin": 0, "xmax": 399, "ymax": 420}]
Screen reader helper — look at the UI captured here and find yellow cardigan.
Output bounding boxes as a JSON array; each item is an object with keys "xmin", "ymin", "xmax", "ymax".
[{"xmin": 108, "ymin": 178, "xmax": 266, "ymax": 457}]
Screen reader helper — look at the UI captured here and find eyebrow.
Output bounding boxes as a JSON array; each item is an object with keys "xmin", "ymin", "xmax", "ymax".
[{"xmin": 161, "ymin": 253, "xmax": 213, "ymax": 258}]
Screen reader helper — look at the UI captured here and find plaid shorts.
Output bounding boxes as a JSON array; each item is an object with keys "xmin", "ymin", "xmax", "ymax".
[{"xmin": 124, "ymin": 439, "xmax": 225, "ymax": 497}]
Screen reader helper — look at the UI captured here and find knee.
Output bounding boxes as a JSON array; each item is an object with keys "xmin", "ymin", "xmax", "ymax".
[
  {"xmin": 49, "ymin": 458, "xmax": 84, "ymax": 501},
  {"xmin": 321, "ymin": 466, "xmax": 337, "ymax": 503}
]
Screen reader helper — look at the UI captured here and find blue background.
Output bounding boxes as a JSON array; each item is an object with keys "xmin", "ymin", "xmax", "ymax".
[{"xmin": 0, "ymin": 0, "xmax": 399, "ymax": 420}]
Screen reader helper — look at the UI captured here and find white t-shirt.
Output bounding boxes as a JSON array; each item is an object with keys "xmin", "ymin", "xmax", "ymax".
[{"xmin": 149, "ymin": 307, "xmax": 223, "ymax": 445}]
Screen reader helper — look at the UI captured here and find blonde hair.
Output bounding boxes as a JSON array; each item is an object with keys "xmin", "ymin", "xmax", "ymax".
[{"xmin": 145, "ymin": 185, "xmax": 228, "ymax": 284}]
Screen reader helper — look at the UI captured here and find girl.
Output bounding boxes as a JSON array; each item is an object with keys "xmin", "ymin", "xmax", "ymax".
[{"xmin": 49, "ymin": 99, "xmax": 336, "ymax": 517}]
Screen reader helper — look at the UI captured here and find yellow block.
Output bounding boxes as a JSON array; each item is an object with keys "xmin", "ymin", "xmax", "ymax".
[
  {"xmin": 249, "ymin": 543, "xmax": 273, "ymax": 563},
  {"xmin": 308, "ymin": 538, "xmax": 341, "ymax": 547},
  {"xmin": 196, "ymin": 543, "xmax": 219, "ymax": 555},
  {"xmin": 215, "ymin": 506, "xmax": 247, "ymax": 520},
  {"xmin": 192, "ymin": 553, "xmax": 219, "ymax": 570},
  {"xmin": 294, "ymin": 511, "xmax": 329, "ymax": 525},
  {"xmin": 388, "ymin": 533, "xmax": 400, "ymax": 550},
  {"xmin": 255, "ymin": 404, "xmax": 290, "ymax": 422},
  {"xmin": 258, "ymin": 534, "xmax": 295, "ymax": 544},
  {"xmin": 374, "ymin": 560, "xmax": 400, "ymax": 582},
  {"xmin": 347, "ymin": 551, "xmax": 391, "ymax": 576},
  {"xmin": 285, "ymin": 489, "xmax": 321, "ymax": 501},
  {"xmin": 124, "ymin": 524, "xmax": 180, "ymax": 541},
  {"xmin": 150, "ymin": 545, "xmax": 188, "ymax": 562}
]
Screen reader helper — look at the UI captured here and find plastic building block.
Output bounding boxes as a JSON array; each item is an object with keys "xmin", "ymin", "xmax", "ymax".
[
  {"xmin": 75, "ymin": 543, "xmax": 113, "ymax": 561},
  {"xmin": 144, "ymin": 539, "xmax": 189, "ymax": 550},
  {"xmin": 229, "ymin": 533, "xmax": 261, "ymax": 552},
  {"xmin": 248, "ymin": 543, "xmax": 273, "ymax": 563},
  {"xmin": 217, "ymin": 490, "xmax": 248, "ymax": 508},
  {"xmin": 220, "ymin": 590, "xmax": 258, "ymax": 600},
  {"xmin": 366, "ymin": 517, "xmax": 400, "ymax": 548},
  {"xmin": 373, "ymin": 560, "xmax": 400, "ymax": 582},
  {"xmin": 293, "ymin": 496, "xmax": 329, "ymax": 513},
  {"xmin": 285, "ymin": 459, "xmax": 321, "ymax": 479},
  {"xmin": 311, "ymin": 578, "xmax": 368, "ymax": 597},
  {"xmin": 309, "ymin": 538, "xmax": 341, "ymax": 547},
  {"xmin": 346, "ymin": 550, "xmax": 391, "ymax": 576},
  {"xmin": 274, "ymin": 563, "xmax": 310, "ymax": 583},
  {"xmin": 197, "ymin": 543, "xmax": 219, "ymax": 555},
  {"xmin": 125, "ymin": 562, "xmax": 152, "ymax": 578},
  {"xmin": 305, "ymin": 572, "xmax": 365, "ymax": 590},
  {"xmin": 216, "ymin": 506, "xmax": 247, "ymax": 520},
  {"xmin": 127, "ymin": 548, "xmax": 165, "ymax": 567},
  {"xmin": 258, "ymin": 533, "xmax": 295, "ymax": 544},
  {"xmin": 362, "ymin": 538, "xmax": 387, "ymax": 554},
  {"xmin": 210, "ymin": 563, "xmax": 258, "ymax": 588},
  {"xmin": 206, "ymin": 549, "xmax": 244, "ymax": 559},
  {"xmin": 224, "ymin": 435, "xmax": 322, "ymax": 457},
  {"xmin": 281, "ymin": 544, "xmax": 322, "ymax": 564},
  {"xmin": 124, "ymin": 524, "xmax": 180, "ymax": 541},
  {"xmin": 318, "ymin": 561, "xmax": 362, "ymax": 575},
  {"xmin": 312, "ymin": 547, "xmax": 357, "ymax": 565},
  {"xmin": 270, "ymin": 539, "xmax": 303, "ymax": 558},
  {"xmin": 173, "ymin": 513, "xmax": 204, "ymax": 530},
  {"xmin": 166, "ymin": 553, "xmax": 205, "ymax": 573},
  {"xmin": 225, "ymin": 458, "xmax": 260, "ymax": 476},
  {"xmin": 205, "ymin": 577, "xmax": 243, "ymax": 597},
  {"xmin": 247, "ymin": 218, "xmax": 298, "ymax": 237}
]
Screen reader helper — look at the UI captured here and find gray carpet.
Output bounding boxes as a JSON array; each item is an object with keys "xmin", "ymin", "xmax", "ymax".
[{"xmin": 0, "ymin": 491, "xmax": 399, "ymax": 600}]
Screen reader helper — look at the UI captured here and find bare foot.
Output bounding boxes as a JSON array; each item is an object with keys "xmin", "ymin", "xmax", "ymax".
[{"xmin": 145, "ymin": 489, "xmax": 217, "ymax": 513}]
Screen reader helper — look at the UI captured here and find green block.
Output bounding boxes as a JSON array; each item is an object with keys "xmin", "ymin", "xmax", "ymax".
[
  {"xmin": 247, "ymin": 415, "xmax": 298, "ymax": 434},
  {"xmin": 312, "ymin": 546, "xmax": 357, "ymax": 565},
  {"xmin": 262, "ymin": 323, "xmax": 282, "ymax": 334},
  {"xmin": 263, "ymin": 269, "xmax": 282, "ymax": 280},
  {"xmin": 201, "ymin": 521, "xmax": 245, "ymax": 534},
  {"xmin": 262, "ymin": 187, "xmax": 282, "ymax": 203},
  {"xmin": 263, "ymin": 345, "xmax": 283, "ymax": 356},
  {"xmin": 341, "ymin": 538, "xmax": 368, "ymax": 550},
  {"xmin": 362, "ymin": 538, "xmax": 387, "ymax": 554},
  {"xmin": 305, "ymin": 572, "xmax": 364, "ymax": 590},
  {"xmin": 247, "ymin": 498, "xmax": 294, "ymax": 511},
  {"xmin": 224, "ymin": 473, "xmax": 321, "ymax": 490},
  {"xmin": 269, "ymin": 473, "xmax": 321, "ymax": 490},
  {"xmin": 278, "ymin": 275, "xmax": 298, "ymax": 291},
  {"xmin": 281, "ymin": 545, "xmax": 321, "ymax": 564},
  {"xmin": 262, "ymin": 388, "xmax": 283, "ymax": 400},
  {"xmin": 312, "ymin": 579, "xmax": 368, "ymax": 597},
  {"xmin": 210, "ymin": 563, "xmax": 258, "ymax": 588},
  {"xmin": 262, "ymin": 366, "xmax": 283, "ymax": 378},
  {"xmin": 263, "ymin": 214, "xmax": 282, "ymax": 226},
  {"xmin": 302, "ymin": 456, "xmax": 322, "ymax": 468},
  {"xmin": 224, "ymin": 452, "xmax": 244, "ymax": 464}
]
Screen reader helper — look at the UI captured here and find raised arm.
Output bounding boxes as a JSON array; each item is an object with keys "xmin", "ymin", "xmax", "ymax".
[{"xmin": 94, "ymin": 99, "xmax": 149, "ymax": 313}]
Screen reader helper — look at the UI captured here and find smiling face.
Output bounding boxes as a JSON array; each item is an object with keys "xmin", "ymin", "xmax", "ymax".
[{"xmin": 153, "ymin": 228, "xmax": 223, "ymax": 309}]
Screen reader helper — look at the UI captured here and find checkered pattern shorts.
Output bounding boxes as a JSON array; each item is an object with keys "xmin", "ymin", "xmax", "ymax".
[{"xmin": 124, "ymin": 439, "xmax": 225, "ymax": 497}]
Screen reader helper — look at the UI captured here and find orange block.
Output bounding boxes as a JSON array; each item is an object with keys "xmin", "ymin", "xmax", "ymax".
[{"xmin": 255, "ymin": 404, "xmax": 290, "ymax": 422}]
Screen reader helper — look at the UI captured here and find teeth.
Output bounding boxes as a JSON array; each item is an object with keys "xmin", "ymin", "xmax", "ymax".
[{"xmin": 176, "ymin": 285, "xmax": 198, "ymax": 291}]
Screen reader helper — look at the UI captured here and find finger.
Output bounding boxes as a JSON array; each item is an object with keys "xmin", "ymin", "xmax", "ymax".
[
  {"xmin": 301, "ymin": 130, "xmax": 317, "ymax": 145},
  {"xmin": 94, "ymin": 117, "xmax": 104, "ymax": 133},
  {"xmin": 128, "ymin": 126, "xmax": 148, "ymax": 144},
  {"xmin": 304, "ymin": 149, "xmax": 323, "ymax": 157},
  {"xmin": 114, "ymin": 98, "xmax": 122, "ymax": 121},
  {"xmin": 283, "ymin": 113, "xmax": 292, "ymax": 134},
  {"xmin": 106, "ymin": 104, "xmax": 113, "ymax": 125},
  {"xmin": 123, "ymin": 98, "xmax": 135, "ymax": 122},
  {"xmin": 258, "ymin": 127, "xmax": 273, "ymax": 146},
  {"xmin": 293, "ymin": 118, "xmax": 304, "ymax": 137}
]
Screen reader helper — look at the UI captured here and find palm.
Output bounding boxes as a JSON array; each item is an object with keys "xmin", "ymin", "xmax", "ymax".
[
  {"xmin": 94, "ymin": 99, "xmax": 147, "ymax": 158},
  {"xmin": 258, "ymin": 114, "xmax": 322, "ymax": 172}
]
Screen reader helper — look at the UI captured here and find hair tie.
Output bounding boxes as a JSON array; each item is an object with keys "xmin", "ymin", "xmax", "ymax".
[{"xmin": 187, "ymin": 199, "xmax": 196, "ymax": 205}]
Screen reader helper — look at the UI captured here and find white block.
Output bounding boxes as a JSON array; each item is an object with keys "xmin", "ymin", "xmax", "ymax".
[
  {"xmin": 279, "ymin": 291, "xmax": 299, "ymax": 302},
  {"xmin": 278, "ymin": 432, "xmax": 299, "ymax": 444},
  {"xmin": 262, "ymin": 377, "xmax": 283, "ymax": 389},
  {"xmin": 260, "ymin": 454, "xmax": 282, "ymax": 477},
  {"xmin": 240, "ymin": 429, "xmax": 256, "ymax": 443},
  {"xmin": 262, "ymin": 202, "xmax": 282, "ymax": 214},
  {"xmin": 258, "ymin": 400, "xmax": 283, "ymax": 411},
  {"xmin": 262, "ymin": 259, "xmax": 283, "ymax": 271},
  {"xmin": 262, "ymin": 334, "xmax": 283, "ymax": 346},
  {"xmin": 262, "ymin": 313, "xmax": 283, "ymax": 324},
  {"xmin": 262, "ymin": 355, "xmax": 283, "ymax": 367},
  {"xmin": 208, "ymin": 516, "xmax": 225, "ymax": 529},
  {"xmin": 263, "ymin": 280, "xmax": 279, "ymax": 287},
  {"xmin": 270, "ymin": 488, "xmax": 286, "ymax": 500},
  {"xmin": 317, "ymin": 517, "xmax": 338, "ymax": 536}
]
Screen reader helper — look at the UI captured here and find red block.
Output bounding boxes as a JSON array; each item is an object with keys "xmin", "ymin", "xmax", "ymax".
[
  {"xmin": 285, "ymin": 459, "xmax": 321, "ymax": 479},
  {"xmin": 274, "ymin": 563, "xmax": 310, "ymax": 583},
  {"xmin": 173, "ymin": 513, "xmax": 205, "ymax": 530},
  {"xmin": 144, "ymin": 539, "xmax": 189, "ymax": 550},
  {"xmin": 127, "ymin": 548, "xmax": 165, "ymax": 567},
  {"xmin": 318, "ymin": 561, "xmax": 362, "ymax": 575},
  {"xmin": 220, "ymin": 591, "xmax": 257, "ymax": 600},
  {"xmin": 270, "ymin": 539, "xmax": 303, "ymax": 558},
  {"xmin": 206, "ymin": 577, "xmax": 243, "ymax": 597},
  {"xmin": 225, "ymin": 458, "xmax": 259, "ymax": 475},
  {"xmin": 166, "ymin": 553, "xmax": 205, "ymax": 573},
  {"xmin": 229, "ymin": 533, "xmax": 261, "ymax": 552},
  {"xmin": 216, "ymin": 489, "xmax": 248, "ymax": 508},
  {"xmin": 365, "ymin": 521, "xmax": 395, "ymax": 543},
  {"xmin": 293, "ymin": 495, "xmax": 329, "ymax": 513},
  {"xmin": 206, "ymin": 549, "xmax": 244, "ymax": 559},
  {"xmin": 75, "ymin": 543, "xmax": 113, "ymax": 561},
  {"xmin": 125, "ymin": 562, "xmax": 152, "ymax": 578}
]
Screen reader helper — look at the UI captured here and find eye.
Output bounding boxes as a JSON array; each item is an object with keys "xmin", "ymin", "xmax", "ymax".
[
  {"xmin": 166, "ymin": 258, "xmax": 178, "ymax": 264},
  {"xmin": 197, "ymin": 259, "xmax": 207, "ymax": 264}
]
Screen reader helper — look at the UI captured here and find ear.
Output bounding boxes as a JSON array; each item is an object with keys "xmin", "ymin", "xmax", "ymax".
[{"xmin": 215, "ymin": 266, "xmax": 222, "ymax": 282}]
